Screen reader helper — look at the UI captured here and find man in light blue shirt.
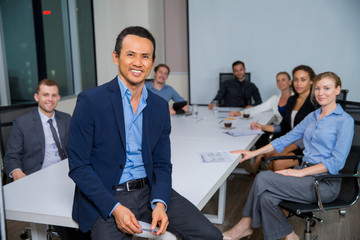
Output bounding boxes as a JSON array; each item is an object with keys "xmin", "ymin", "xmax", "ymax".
[
  {"xmin": 68, "ymin": 26, "xmax": 223, "ymax": 240},
  {"xmin": 145, "ymin": 64, "xmax": 189, "ymax": 115}
]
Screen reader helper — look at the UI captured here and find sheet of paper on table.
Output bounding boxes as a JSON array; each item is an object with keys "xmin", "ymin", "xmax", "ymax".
[
  {"xmin": 224, "ymin": 129, "xmax": 264, "ymax": 137},
  {"xmin": 200, "ymin": 151, "xmax": 234, "ymax": 163}
]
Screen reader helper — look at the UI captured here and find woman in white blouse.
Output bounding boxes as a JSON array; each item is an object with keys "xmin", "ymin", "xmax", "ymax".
[{"xmin": 230, "ymin": 72, "xmax": 292, "ymax": 124}]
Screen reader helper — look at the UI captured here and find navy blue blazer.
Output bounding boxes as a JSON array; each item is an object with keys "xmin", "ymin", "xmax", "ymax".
[
  {"xmin": 68, "ymin": 78, "xmax": 172, "ymax": 232},
  {"xmin": 4, "ymin": 109, "xmax": 71, "ymax": 176}
]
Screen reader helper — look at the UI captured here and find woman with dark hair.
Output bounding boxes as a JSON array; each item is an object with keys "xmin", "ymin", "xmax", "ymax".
[
  {"xmin": 223, "ymin": 72, "xmax": 354, "ymax": 240},
  {"xmin": 248, "ymin": 65, "xmax": 317, "ymax": 172}
]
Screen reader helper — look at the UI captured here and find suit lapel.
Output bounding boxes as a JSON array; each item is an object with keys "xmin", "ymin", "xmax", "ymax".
[
  {"xmin": 108, "ymin": 78, "xmax": 126, "ymax": 149},
  {"xmin": 142, "ymin": 94, "xmax": 151, "ymax": 165},
  {"xmin": 32, "ymin": 110, "xmax": 45, "ymax": 158}
]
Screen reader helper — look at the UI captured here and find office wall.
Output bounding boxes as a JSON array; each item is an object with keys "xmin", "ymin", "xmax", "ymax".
[
  {"xmin": 188, "ymin": 0, "xmax": 360, "ymax": 104},
  {"xmin": 56, "ymin": 0, "xmax": 167, "ymax": 114},
  {"xmin": 164, "ymin": 0, "xmax": 189, "ymax": 102},
  {"xmin": 93, "ymin": 0, "xmax": 165, "ymax": 86}
]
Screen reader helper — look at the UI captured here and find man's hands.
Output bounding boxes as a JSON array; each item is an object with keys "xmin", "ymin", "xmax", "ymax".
[
  {"xmin": 12, "ymin": 169, "xmax": 27, "ymax": 181},
  {"xmin": 112, "ymin": 204, "xmax": 142, "ymax": 235},
  {"xmin": 169, "ymin": 108, "xmax": 176, "ymax": 115},
  {"xmin": 113, "ymin": 202, "xmax": 168, "ymax": 236},
  {"xmin": 182, "ymin": 104, "xmax": 190, "ymax": 113},
  {"xmin": 151, "ymin": 202, "xmax": 169, "ymax": 235}
]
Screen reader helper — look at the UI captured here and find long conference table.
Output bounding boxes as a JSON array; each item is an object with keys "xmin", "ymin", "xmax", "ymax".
[{"xmin": 3, "ymin": 106, "xmax": 274, "ymax": 239}]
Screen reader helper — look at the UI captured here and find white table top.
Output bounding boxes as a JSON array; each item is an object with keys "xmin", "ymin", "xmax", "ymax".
[
  {"xmin": 3, "ymin": 159, "xmax": 78, "ymax": 227},
  {"xmin": 3, "ymin": 106, "xmax": 274, "ymax": 227},
  {"xmin": 171, "ymin": 107, "xmax": 274, "ymax": 209}
]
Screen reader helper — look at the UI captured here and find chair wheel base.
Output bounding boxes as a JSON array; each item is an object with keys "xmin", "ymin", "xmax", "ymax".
[
  {"xmin": 304, "ymin": 231, "xmax": 318, "ymax": 240},
  {"xmin": 20, "ymin": 231, "xmax": 30, "ymax": 240},
  {"xmin": 310, "ymin": 219, "xmax": 316, "ymax": 227},
  {"xmin": 339, "ymin": 209, "xmax": 346, "ymax": 216}
]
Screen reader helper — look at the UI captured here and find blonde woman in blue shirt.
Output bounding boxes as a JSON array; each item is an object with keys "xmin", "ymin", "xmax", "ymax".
[{"xmin": 222, "ymin": 72, "xmax": 354, "ymax": 240}]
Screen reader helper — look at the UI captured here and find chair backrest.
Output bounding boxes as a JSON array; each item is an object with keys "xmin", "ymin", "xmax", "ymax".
[
  {"xmin": 337, "ymin": 100, "xmax": 360, "ymax": 174},
  {"xmin": 219, "ymin": 72, "xmax": 251, "ymax": 88},
  {"xmin": 337, "ymin": 89, "xmax": 349, "ymax": 101},
  {"xmin": 218, "ymin": 72, "xmax": 251, "ymax": 106},
  {"xmin": 0, "ymin": 103, "xmax": 38, "ymax": 159},
  {"xmin": 337, "ymin": 100, "xmax": 360, "ymax": 145}
]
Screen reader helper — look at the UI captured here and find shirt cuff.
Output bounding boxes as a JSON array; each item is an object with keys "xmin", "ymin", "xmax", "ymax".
[
  {"xmin": 9, "ymin": 168, "xmax": 21, "ymax": 178},
  {"xmin": 151, "ymin": 199, "xmax": 168, "ymax": 212},
  {"xmin": 273, "ymin": 124, "xmax": 281, "ymax": 133},
  {"xmin": 110, "ymin": 202, "xmax": 120, "ymax": 216}
]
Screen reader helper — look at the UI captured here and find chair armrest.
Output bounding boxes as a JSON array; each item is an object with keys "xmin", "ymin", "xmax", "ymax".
[
  {"xmin": 265, "ymin": 155, "xmax": 303, "ymax": 168},
  {"xmin": 314, "ymin": 173, "xmax": 360, "ymax": 182},
  {"xmin": 313, "ymin": 173, "xmax": 360, "ymax": 212}
]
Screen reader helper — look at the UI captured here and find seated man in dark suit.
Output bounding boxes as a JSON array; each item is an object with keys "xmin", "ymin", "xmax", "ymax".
[
  {"xmin": 4, "ymin": 79, "xmax": 90, "ymax": 240},
  {"xmin": 68, "ymin": 26, "xmax": 223, "ymax": 240},
  {"xmin": 208, "ymin": 60, "xmax": 262, "ymax": 109}
]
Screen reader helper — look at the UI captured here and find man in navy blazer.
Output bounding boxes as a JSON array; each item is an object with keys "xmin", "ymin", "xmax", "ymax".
[{"xmin": 68, "ymin": 26, "xmax": 222, "ymax": 239}]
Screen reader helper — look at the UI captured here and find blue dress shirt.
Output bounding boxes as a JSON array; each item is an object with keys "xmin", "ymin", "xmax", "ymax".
[
  {"xmin": 38, "ymin": 110, "xmax": 62, "ymax": 169},
  {"xmin": 145, "ymin": 82, "xmax": 185, "ymax": 102},
  {"xmin": 118, "ymin": 77, "xmax": 148, "ymax": 184},
  {"xmin": 111, "ymin": 77, "xmax": 167, "ymax": 215},
  {"xmin": 271, "ymin": 104, "xmax": 354, "ymax": 174}
]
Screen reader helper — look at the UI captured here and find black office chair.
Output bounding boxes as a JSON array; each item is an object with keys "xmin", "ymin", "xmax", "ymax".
[
  {"xmin": 265, "ymin": 100, "xmax": 360, "ymax": 240},
  {"xmin": 219, "ymin": 72, "xmax": 251, "ymax": 88},
  {"xmin": 218, "ymin": 72, "xmax": 251, "ymax": 106},
  {"xmin": 337, "ymin": 89, "xmax": 349, "ymax": 101}
]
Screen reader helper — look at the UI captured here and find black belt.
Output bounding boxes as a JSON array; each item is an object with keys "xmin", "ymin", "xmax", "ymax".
[
  {"xmin": 116, "ymin": 178, "xmax": 148, "ymax": 192},
  {"xmin": 300, "ymin": 161, "xmax": 315, "ymax": 169}
]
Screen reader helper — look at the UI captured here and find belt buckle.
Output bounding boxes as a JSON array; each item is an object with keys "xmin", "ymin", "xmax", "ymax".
[{"xmin": 126, "ymin": 180, "xmax": 135, "ymax": 192}]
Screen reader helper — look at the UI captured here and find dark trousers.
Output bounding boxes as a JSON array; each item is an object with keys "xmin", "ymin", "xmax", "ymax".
[
  {"xmin": 53, "ymin": 225, "xmax": 91, "ymax": 240},
  {"xmin": 91, "ymin": 185, "xmax": 222, "ymax": 240}
]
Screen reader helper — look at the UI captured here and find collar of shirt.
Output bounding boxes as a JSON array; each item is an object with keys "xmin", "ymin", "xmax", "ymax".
[
  {"xmin": 118, "ymin": 76, "xmax": 148, "ymax": 103},
  {"xmin": 38, "ymin": 108, "xmax": 56, "ymax": 123},
  {"xmin": 314, "ymin": 103, "xmax": 343, "ymax": 120},
  {"xmin": 117, "ymin": 75, "xmax": 148, "ymax": 184}
]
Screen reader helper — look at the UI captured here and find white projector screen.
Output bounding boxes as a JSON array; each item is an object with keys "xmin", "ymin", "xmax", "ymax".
[{"xmin": 188, "ymin": 0, "xmax": 360, "ymax": 104}]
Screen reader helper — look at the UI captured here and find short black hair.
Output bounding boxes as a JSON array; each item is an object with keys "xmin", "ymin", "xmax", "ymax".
[
  {"xmin": 114, "ymin": 26, "xmax": 156, "ymax": 61},
  {"xmin": 232, "ymin": 60, "xmax": 245, "ymax": 69}
]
